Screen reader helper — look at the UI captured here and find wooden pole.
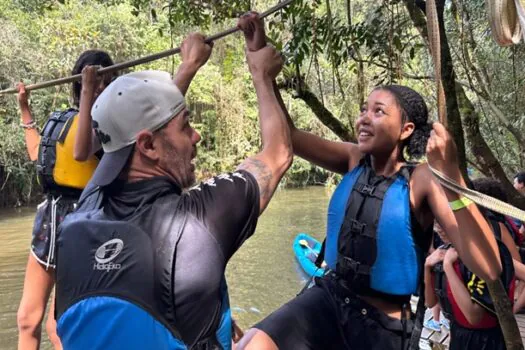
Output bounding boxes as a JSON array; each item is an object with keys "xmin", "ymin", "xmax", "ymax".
[{"xmin": 0, "ymin": 0, "xmax": 294, "ymax": 96}]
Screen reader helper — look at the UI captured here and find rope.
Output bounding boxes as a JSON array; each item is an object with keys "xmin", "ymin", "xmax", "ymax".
[
  {"xmin": 0, "ymin": 0, "xmax": 294, "ymax": 96},
  {"xmin": 426, "ymin": 4, "xmax": 524, "ymax": 349},
  {"xmin": 426, "ymin": 0, "xmax": 525, "ymax": 222},
  {"xmin": 487, "ymin": 0, "xmax": 524, "ymax": 46},
  {"xmin": 428, "ymin": 165, "xmax": 525, "ymax": 221},
  {"xmin": 426, "ymin": 0, "xmax": 447, "ymax": 127}
]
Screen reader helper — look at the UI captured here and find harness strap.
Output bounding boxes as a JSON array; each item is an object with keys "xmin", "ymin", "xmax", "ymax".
[
  {"xmin": 408, "ymin": 290, "xmax": 426, "ymax": 350},
  {"xmin": 57, "ymin": 110, "xmax": 78, "ymax": 144},
  {"xmin": 336, "ymin": 165, "xmax": 396, "ymax": 282},
  {"xmin": 315, "ymin": 239, "xmax": 326, "ymax": 268},
  {"xmin": 432, "ymin": 255, "xmax": 456, "ymax": 322},
  {"xmin": 46, "ymin": 195, "xmax": 62, "ymax": 270}
]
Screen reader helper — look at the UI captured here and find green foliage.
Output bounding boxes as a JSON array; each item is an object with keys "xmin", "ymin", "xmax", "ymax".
[
  {"xmin": 0, "ymin": 0, "xmax": 329, "ymax": 207},
  {"xmin": 1, "ymin": 0, "xmax": 522, "ymax": 207}
]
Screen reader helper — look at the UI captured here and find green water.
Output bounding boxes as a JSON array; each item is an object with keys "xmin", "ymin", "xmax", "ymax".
[{"xmin": 0, "ymin": 187, "xmax": 330, "ymax": 349}]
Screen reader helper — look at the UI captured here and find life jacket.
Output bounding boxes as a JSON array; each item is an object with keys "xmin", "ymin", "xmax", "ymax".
[
  {"xmin": 433, "ymin": 222, "xmax": 515, "ymax": 329},
  {"xmin": 55, "ymin": 185, "xmax": 229, "ymax": 350},
  {"xmin": 324, "ymin": 157, "xmax": 431, "ymax": 299},
  {"xmin": 37, "ymin": 109, "xmax": 99, "ymax": 197}
]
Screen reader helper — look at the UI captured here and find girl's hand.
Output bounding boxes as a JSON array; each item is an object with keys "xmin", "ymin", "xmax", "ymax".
[{"xmin": 426, "ymin": 122, "xmax": 461, "ymax": 180}]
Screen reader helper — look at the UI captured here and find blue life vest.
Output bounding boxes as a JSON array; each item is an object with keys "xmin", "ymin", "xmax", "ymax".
[
  {"xmin": 55, "ymin": 185, "xmax": 232, "ymax": 350},
  {"xmin": 325, "ymin": 158, "xmax": 430, "ymax": 297}
]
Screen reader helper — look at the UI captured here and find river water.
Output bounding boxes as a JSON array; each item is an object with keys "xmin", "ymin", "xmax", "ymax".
[{"xmin": 0, "ymin": 187, "xmax": 330, "ymax": 349}]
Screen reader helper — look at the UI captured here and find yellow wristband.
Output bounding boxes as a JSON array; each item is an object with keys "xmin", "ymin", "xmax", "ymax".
[{"xmin": 449, "ymin": 197, "xmax": 473, "ymax": 211}]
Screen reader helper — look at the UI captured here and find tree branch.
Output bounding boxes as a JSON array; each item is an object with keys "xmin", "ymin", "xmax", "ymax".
[
  {"xmin": 277, "ymin": 77, "xmax": 355, "ymax": 142},
  {"xmin": 457, "ymin": 81, "xmax": 525, "ymax": 209}
]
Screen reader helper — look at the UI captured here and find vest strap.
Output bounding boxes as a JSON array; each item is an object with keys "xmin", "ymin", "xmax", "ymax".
[
  {"xmin": 339, "ymin": 257, "xmax": 371, "ymax": 275},
  {"xmin": 336, "ymin": 164, "xmax": 397, "ymax": 287}
]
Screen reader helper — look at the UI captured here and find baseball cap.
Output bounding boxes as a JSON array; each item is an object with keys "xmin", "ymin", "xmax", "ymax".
[{"xmin": 89, "ymin": 70, "xmax": 186, "ymax": 186}]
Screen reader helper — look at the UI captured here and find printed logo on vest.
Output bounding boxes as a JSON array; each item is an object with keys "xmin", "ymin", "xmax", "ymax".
[{"xmin": 93, "ymin": 238, "xmax": 124, "ymax": 272}]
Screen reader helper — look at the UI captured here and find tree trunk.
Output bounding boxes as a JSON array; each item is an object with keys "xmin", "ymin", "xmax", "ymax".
[
  {"xmin": 403, "ymin": 1, "xmax": 524, "ymax": 348},
  {"xmin": 457, "ymin": 82, "xmax": 525, "ymax": 209},
  {"xmin": 406, "ymin": 0, "xmax": 524, "ymax": 208},
  {"xmin": 278, "ymin": 78, "xmax": 355, "ymax": 142},
  {"xmin": 487, "ymin": 280, "xmax": 525, "ymax": 350}
]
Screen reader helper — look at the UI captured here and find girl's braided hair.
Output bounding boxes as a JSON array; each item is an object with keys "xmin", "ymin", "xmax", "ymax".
[{"xmin": 374, "ymin": 85, "xmax": 432, "ymax": 159}]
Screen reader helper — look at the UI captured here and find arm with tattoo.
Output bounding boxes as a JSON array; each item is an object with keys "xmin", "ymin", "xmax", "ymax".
[
  {"xmin": 237, "ymin": 157, "xmax": 274, "ymax": 211},
  {"xmin": 236, "ymin": 14, "xmax": 292, "ymax": 214},
  {"xmin": 236, "ymin": 71, "xmax": 292, "ymax": 213},
  {"xmin": 273, "ymin": 81, "xmax": 360, "ymax": 174}
]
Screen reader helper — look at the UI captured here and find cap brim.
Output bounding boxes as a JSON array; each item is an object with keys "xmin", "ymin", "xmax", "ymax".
[{"xmin": 89, "ymin": 144, "xmax": 134, "ymax": 187}]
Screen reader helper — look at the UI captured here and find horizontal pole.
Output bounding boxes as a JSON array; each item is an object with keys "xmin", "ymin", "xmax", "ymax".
[{"xmin": 0, "ymin": 0, "xmax": 293, "ymax": 95}]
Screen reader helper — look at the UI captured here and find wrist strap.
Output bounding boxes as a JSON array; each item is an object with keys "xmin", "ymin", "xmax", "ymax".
[
  {"xmin": 449, "ymin": 197, "xmax": 473, "ymax": 211},
  {"xmin": 20, "ymin": 120, "xmax": 36, "ymax": 129}
]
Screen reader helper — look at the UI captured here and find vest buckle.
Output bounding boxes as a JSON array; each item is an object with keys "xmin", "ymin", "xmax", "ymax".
[
  {"xmin": 350, "ymin": 219, "xmax": 366, "ymax": 235},
  {"xmin": 342, "ymin": 257, "xmax": 371, "ymax": 275},
  {"xmin": 361, "ymin": 184, "xmax": 375, "ymax": 195}
]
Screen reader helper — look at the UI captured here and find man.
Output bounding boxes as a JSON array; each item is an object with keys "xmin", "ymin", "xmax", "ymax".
[{"xmin": 54, "ymin": 22, "xmax": 291, "ymax": 350}]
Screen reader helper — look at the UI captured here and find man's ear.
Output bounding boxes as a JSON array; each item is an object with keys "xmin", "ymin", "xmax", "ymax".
[
  {"xmin": 135, "ymin": 130, "xmax": 159, "ymax": 161},
  {"xmin": 400, "ymin": 121, "xmax": 415, "ymax": 142}
]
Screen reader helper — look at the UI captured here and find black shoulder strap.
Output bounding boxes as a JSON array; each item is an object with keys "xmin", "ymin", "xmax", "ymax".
[
  {"xmin": 315, "ymin": 239, "xmax": 326, "ymax": 268},
  {"xmin": 408, "ymin": 285, "xmax": 426, "ymax": 350},
  {"xmin": 399, "ymin": 162, "xmax": 417, "ymax": 182},
  {"xmin": 489, "ymin": 218, "xmax": 502, "ymax": 240},
  {"xmin": 57, "ymin": 109, "xmax": 79, "ymax": 144}
]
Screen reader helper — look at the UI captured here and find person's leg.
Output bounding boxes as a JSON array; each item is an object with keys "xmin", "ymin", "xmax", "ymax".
[
  {"xmin": 237, "ymin": 329, "xmax": 278, "ymax": 350},
  {"xmin": 17, "ymin": 254, "xmax": 55, "ymax": 350},
  {"xmin": 432, "ymin": 304, "xmax": 440, "ymax": 322},
  {"xmin": 45, "ymin": 291, "xmax": 62, "ymax": 350}
]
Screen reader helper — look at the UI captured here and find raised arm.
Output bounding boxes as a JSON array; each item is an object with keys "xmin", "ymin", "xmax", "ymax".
[
  {"xmin": 74, "ymin": 66, "xmax": 102, "ymax": 161},
  {"xmin": 273, "ymin": 82, "xmax": 360, "ymax": 174},
  {"xmin": 426, "ymin": 122, "xmax": 501, "ymax": 282},
  {"xmin": 236, "ymin": 14, "xmax": 292, "ymax": 214},
  {"xmin": 237, "ymin": 46, "xmax": 292, "ymax": 214},
  {"xmin": 173, "ymin": 33, "xmax": 212, "ymax": 95},
  {"xmin": 17, "ymin": 83, "xmax": 40, "ymax": 161}
]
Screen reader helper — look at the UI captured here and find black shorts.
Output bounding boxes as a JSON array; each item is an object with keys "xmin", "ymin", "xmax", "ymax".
[
  {"xmin": 255, "ymin": 276, "xmax": 414, "ymax": 350},
  {"xmin": 449, "ymin": 323, "xmax": 504, "ymax": 350},
  {"xmin": 31, "ymin": 195, "xmax": 77, "ymax": 269}
]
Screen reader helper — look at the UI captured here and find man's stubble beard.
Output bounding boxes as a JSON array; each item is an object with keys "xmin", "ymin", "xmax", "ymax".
[{"xmin": 160, "ymin": 135, "xmax": 194, "ymax": 189}]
